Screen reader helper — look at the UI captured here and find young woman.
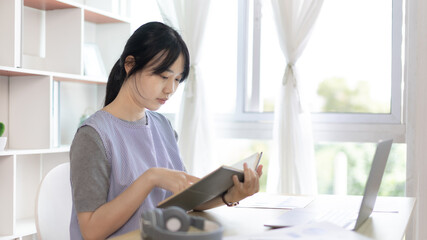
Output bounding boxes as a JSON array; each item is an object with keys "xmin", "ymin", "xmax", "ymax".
[{"xmin": 69, "ymin": 21, "xmax": 263, "ymax": 240}]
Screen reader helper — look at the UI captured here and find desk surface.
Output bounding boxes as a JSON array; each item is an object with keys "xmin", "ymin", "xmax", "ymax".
[{"xmin": 111, "ymin": 194, "xmax": 415, "ymax": 240}]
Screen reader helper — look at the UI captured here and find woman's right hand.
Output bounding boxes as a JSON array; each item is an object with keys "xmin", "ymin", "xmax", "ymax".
[{"xmin": 145, "ymin": 168, "xmax": 200, "ymax": 194}]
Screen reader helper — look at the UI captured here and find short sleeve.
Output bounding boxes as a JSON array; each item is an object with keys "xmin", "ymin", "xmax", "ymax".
[{"xmin": 70, "ymin": 125, "xmax": 111, "ymax": 212}]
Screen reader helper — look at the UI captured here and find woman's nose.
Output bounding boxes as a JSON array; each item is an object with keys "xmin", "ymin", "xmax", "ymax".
[{"xmin": 164, "ymin": 78, "xmax": 177, "ymax": 94}]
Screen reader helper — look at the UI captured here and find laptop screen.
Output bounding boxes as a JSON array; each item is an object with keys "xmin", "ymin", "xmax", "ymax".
[{"xmin": 354, "ymin": 139, "xmax": 393, "ymax": 230}]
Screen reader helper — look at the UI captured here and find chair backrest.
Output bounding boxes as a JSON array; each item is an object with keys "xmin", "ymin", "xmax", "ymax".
[{"xmin": 35, "ymin": 162, "xmax": 72, "ymax": 240}]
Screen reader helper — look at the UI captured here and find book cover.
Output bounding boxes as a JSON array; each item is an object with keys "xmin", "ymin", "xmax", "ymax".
[{"xmin": 157, "ymin": 152, "xmax": 262, "ymax": 211}]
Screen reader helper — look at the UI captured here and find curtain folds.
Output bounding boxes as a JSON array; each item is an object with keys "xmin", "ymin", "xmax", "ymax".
[
  {"xmin": 267, "ymin": 0, "xmax": 323, "ymax": 195},
  {"xmin": 157, "ymin": 0, "xmax": 213, "ymax": 176}
]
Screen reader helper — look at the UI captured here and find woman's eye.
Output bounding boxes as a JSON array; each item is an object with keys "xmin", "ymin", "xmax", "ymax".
[
  {"xmin": 175, "ymin": 78, "xmax": 182, "ymax": 82},
  {"xmin": 160, "ymin": 75, "xmax": 168, "ymax": 80}
]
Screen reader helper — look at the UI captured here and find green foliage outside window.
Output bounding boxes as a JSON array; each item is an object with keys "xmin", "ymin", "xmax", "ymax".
[
  {"xmin": 315, "ymin": 143, "xmax": 406, "ymax": 196},
  {"xmin": 317, "ymin": 77, "xmax": 389, "ymax": 113}
]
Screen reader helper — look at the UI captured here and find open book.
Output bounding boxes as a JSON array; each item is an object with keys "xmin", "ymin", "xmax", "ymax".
[{"xmin": 157, "ymin": 152, "xmax": 263, "ymax": 211}]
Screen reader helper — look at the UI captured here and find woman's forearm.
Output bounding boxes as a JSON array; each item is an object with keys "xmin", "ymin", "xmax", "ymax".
[{"xmin": 77, "ymin": 169, "xmax": 155, "ymax": 240}]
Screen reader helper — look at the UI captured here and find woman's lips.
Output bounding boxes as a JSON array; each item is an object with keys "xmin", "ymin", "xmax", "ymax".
[{"xmin": 157, "ymin": 98, "xmax": 168, "ymax": 104}]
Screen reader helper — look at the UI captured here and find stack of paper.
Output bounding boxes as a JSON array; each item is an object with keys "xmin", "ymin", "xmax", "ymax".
[{"xmin": 237, "ymin": 192, "xmax": 314, "ymax": 209}]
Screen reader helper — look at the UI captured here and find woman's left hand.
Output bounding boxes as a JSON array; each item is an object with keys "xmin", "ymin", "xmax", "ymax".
[{"xmin": 225, "ymin": 163, "xmax": 263, "ymax": 203}]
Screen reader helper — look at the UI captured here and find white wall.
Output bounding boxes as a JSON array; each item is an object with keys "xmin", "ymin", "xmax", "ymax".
[{"xmin": 405, "ymin": 0, "xmax": 427, "ymax": 240}]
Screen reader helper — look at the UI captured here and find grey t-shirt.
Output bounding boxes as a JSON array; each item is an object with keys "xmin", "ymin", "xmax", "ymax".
[{"xmin": 70, "ymin": 125, "xmax": 111, "ymax": 212}]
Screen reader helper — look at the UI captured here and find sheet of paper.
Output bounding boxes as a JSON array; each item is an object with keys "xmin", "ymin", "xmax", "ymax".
[
  {"xmin": 223, "ymin": 221, "xmax": 371, "ymax": 240},
  {"xmin": 237, "ymin": 193, "xmax": 314, "ymax": 209}
]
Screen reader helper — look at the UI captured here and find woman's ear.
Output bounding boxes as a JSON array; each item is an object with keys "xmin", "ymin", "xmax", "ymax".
[{"xmin": 124, "ymin": 55, "xmax": 135, "ymax": 75}]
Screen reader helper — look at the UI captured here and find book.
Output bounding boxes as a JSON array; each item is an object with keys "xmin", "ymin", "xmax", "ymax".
[{"xmin": 157, "ymin": 152, "xmax": 263, "ymax": 211}]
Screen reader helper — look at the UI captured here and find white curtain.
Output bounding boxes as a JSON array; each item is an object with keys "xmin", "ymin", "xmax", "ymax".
[
  {"xmin": 156, "ymin": 0, "xmax": 214, "ymax": 176},
  {"xmin": 267, "ymin": 0, "xmax": 323, "ymax": 195},
  {"xmin": 405, "ymin": 1, "xmax": 427, "ymax": 240}
]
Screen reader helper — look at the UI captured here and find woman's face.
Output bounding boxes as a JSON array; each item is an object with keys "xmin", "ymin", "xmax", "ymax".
[{"xmin": 126, "ymin": 54, "xmax": 185, "ymax": 111}]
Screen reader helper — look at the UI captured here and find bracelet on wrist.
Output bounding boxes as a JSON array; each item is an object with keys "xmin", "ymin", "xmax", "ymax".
[{"xmin": 221, "ymin": 191, "xmax": 239, "ymax": 207}]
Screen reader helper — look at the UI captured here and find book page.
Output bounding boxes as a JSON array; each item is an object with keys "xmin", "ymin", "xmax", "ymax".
[{"xmin": 229, "ymin": 152, "xmax": 261, "ymax": 171}]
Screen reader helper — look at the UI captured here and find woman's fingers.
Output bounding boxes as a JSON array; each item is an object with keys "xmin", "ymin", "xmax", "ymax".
[
  {"xmin": 256, "ymin": 164, "xmax": 263, "ymax": 177},
  {"xmin": 186, "ymin": 174, "xmax": 200, "ymax": 184},
  {"xmin": 232, "ymin": 175, "xmax": 241, "ymax": 187},
  {"xmin": 233, "ymin": 163, "xmax": 260, "ymax": 196},
  {"xmin": 243, "ymin": 163, "xmax": 253, "ymax": 184},
  {"xmin": 150, "ymin": 168, "xmax": 199, "ymax": 194}
]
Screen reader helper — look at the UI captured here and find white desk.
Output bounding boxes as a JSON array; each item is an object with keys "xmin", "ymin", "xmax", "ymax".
[{"xmin": 111, "ymin": 194, "xmax": 415, "ymax": 240}]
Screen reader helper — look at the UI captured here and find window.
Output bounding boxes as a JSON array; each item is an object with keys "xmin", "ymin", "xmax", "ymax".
[
  {"xmin": 244, "ymin": 0, "xmax": 403, "ymax": 124},
  {"xmin": 301, "ymin": 0, "xmax": 402, "ymax": 125},
  {"xmin": 203, "ymin": 0, "xmax": 405, "ymax": 195},
  {"xmin": 206, "ymin": 0, "xmax": 405, "ymax": 139}
]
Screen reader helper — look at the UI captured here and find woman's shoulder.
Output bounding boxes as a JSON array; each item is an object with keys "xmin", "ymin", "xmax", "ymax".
[
  {"xmin": 146, "ymin": 111, "xmax": 168, "ymax": 123},
  {"xmin": 147, "ymin": 111, "xmax": 175, "ymax": 131},
  {"xmin": 83, "ymin": 110, "xmax": 114, "ymax": 126}
]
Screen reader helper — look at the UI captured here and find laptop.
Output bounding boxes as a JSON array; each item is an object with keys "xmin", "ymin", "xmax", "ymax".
[{"xmin": 264, "ymin": 139, "xmax": 393, "ymax": 231}]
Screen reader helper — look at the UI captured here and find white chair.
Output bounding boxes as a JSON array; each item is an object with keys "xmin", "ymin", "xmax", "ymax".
[{"xmin": 35, "ymin": 162, "xmax": 72, "ymax": 240}]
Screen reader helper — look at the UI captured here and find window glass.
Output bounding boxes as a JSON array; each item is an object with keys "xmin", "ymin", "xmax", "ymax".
[
  {"xmin": 315, "ymin": 142, "xmax": 406, "ymax": 196},
  {"xmin": 299, "ymin": 0, "xmax": 392, "ymax": 114},
  {"xmin": 256, "ymin": 0, "xmax": 392, "ymax": 114},
  {"xmin": 258, "ymin": 0, "xmax": 285, "ymax": 112}
]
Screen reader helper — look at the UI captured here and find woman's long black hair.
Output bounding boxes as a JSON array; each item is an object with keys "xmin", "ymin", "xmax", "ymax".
[{"xmin": 104, "ymin": 22, "xmax": 190, "ymax": 106}]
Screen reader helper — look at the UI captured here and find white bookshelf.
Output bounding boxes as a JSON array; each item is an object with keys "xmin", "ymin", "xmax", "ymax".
[
  {"xmin": 0, "ymin": 0, "xmax": 21, "ymax": 68},
  {"xmin": 0, "ymin": 0, "xmax": 131, "ymax": 239}
]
